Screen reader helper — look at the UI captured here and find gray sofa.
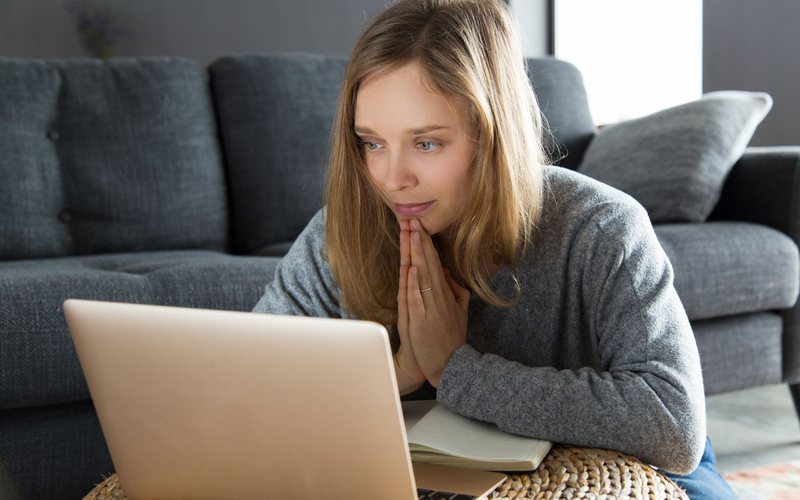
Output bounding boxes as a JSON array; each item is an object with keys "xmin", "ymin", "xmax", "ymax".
[{"xmin": 1, "ymin": 53, "xmax": 798, "ymax": 500}]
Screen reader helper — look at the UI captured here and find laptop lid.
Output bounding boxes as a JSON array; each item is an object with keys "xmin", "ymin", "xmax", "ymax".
[{"xmin": 64, "ymin": 299, "xmax": 418, "ymax": 499}]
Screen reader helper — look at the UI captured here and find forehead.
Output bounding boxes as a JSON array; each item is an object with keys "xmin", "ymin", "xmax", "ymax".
[{"xmin": 354, "ymin": 62, "xmax": 466, "ymax": 132}]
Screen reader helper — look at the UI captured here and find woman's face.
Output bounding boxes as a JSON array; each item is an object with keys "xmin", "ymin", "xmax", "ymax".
[{"xmin": 355, "ymin": 62, "xmax": 476, "ymax": 236}]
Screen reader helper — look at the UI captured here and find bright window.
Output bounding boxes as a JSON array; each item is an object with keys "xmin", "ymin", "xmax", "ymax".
[{"xmin": 554, "ymin": 0, "xmax": 702, "ymax": 125}]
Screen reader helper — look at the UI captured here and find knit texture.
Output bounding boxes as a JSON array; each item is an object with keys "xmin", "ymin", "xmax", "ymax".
[{"xmin": 252, "ymin": 166, "xmax": 706, "ymax": 474}]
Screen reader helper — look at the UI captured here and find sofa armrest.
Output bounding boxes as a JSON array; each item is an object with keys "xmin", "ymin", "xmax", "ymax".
[
  {"xmin": 709, "ymin": 147, "xmax": 800, "ymax": 233},
  {"xmin": 709, "ymin": 146, "xmax": 800, "ymax": 383}
]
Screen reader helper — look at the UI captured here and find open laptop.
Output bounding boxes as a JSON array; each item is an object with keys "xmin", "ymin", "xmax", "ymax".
[{"xmin": 64, "ymin": 299, "xmax": 506, "ymax": 499}]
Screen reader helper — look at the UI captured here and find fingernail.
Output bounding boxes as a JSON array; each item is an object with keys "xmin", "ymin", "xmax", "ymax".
[
  {"xmin": 412, "ymin": 231, "xmax": 420, "ymax": 244},
  {"xmin": 412, "ymin": 219, "xmax": 421, "ymax": 230}
]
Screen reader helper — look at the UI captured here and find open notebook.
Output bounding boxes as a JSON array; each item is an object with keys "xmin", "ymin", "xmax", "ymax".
[{"xmin": 406, "ymin": 402, "xmax": 551, "ymax": 471}]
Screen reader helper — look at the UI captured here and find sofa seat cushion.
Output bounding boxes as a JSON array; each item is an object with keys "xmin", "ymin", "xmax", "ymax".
[
  {"xmin": 655, "ymin": 222, "xmax": 800, "ymax": 320},
  {"xmin": 0, "ymin": 251, "xmax": 279, "ymax": 410},
  {"xmin": 692, "ymin": 313, "xmax": 783, "ymax": 395}
]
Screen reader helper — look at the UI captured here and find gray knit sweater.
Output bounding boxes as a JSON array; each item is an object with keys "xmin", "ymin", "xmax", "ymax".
[{"xmin": 252, "ymin": 166, "xmax": 705, "ymax": 474}]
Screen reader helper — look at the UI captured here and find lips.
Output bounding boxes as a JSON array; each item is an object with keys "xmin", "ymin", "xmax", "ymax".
[{"xmin": 394, "ymin": 201, "xmax": 435, "ymax": 217}]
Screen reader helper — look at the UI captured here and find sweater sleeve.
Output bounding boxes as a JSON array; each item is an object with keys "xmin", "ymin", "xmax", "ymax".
[
  {"xmin": 436, "ymin": 201, "xmax": 706, "ymax": 474},
  {"xmin": 251, "ymin": 209, "xmax": 344, "ymax": 318}
]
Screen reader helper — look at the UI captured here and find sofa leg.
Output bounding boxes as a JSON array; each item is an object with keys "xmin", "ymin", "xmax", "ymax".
[{"xmin": 790, "ymin": 383, "xmax": 800, "ymax": 423}]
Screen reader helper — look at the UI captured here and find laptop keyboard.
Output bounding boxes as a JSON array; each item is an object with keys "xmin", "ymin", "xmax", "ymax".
[{"xmin": 416, "ymin": 488, "xmax": 475, "ymax": 500}]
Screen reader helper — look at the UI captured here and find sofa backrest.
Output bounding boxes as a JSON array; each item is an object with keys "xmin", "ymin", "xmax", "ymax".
[
  {"xmin": 211, "ymin": 53, "xmax": 596, "ymax": 256},
  {"xmin": 210, "ymin": 53, "xmax": 343, "ymax": 256},
  {"xmin": 0, "ymin": 57, "xmax": 229, "ymax": 260},
  {"xmin": 527, "ymin": 58, "xmax": 596, "ymax": 170}
]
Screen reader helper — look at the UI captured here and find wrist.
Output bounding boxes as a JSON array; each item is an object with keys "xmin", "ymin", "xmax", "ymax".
[
  {"xmin": 393, "ymin": 354, "xmax": 426, "ymax": 395},
  {"xmin": 430, "ymin": 344, "xmax": 463, "ymax": 389}
]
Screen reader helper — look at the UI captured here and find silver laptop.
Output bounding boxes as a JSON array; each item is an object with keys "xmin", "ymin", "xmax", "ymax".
[{"xmin": 64, "ymin": 299, "xmax": 506, "ymax": 499}]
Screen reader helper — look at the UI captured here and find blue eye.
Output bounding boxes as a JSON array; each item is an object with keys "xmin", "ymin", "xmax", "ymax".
[
  {"xmin": 417, "ymin": 141, "xmax": 440, "ymax": 153},
  {"xmin": 360, "ymin": 141, "xmax": 381, "ymax": 152}
]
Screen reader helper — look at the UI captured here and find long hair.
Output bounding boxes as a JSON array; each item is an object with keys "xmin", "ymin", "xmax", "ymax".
[{"xmin": 325, "ymin": 0, "xmax": 546, "ymax": 328}]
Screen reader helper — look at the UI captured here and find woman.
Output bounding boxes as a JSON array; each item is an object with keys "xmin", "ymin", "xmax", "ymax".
[{"xmin": 253, "ymin": 0, "xmax": 734, "ymax": 497}]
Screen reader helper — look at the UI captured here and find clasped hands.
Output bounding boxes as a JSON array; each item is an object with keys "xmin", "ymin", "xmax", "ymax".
[{"xmin": 394, "ymin": 218, "xmax": 470, "ymax": 393}]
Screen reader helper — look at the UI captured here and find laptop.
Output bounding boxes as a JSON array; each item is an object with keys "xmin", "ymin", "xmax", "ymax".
[{"xmin": 64, "ymin": 299, "xmax": 506, "ymax": 499}]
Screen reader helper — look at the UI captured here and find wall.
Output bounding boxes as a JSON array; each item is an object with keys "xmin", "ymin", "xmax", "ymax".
[
  {"xmin": 0, "ymin": 0, "xmax": 388, "ymax": 64},
  {"xmin": 1, "ymin": 1, "xmax": 551, "ymax": 64},
  {"xmin": 704, "ymin": 0, "xmax": 800, "ymax": 146},
  {"xmin": 509, "ymin": 0, "xmax": 550, "ymax": 57},
  {"xmin": 5, "ymin": 1, "xmax": 794, "ymax": 146}
]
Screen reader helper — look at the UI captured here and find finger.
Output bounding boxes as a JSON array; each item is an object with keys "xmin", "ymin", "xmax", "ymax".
[
  {"xmin": 400, "ymin": 226, "xmax": 411, "ymax": 267},
  {"xmin": 410, "ymin": 221, "xmax": 443, "ymax": 296},
  {"xmin": 397, "ymin": 265, "xmax": 410, "ymax": 341},
  {"xmin": 442, "ymin": 267, "xmax": 457, "ymax": 301},
  {"xmin": 443, "ymin": 270, "xmax": 459, "ymax": 296},
  {"xmin": 411, "ymin": 219, "xmax": 445, "ymax": 292},
  {"xmin": 423, "ymin": 241, "xmax": 447, "ymax": 292},
  {"xmin": 445, "ymin": 273, "xmax": 471, "ymax": 311},
  {"xmin": 407, "ymin": 265, "xmax": 426, "ymax": 318},
  {"xmin": 410, "ymin": 230, "xmax": 436, "ymax": 295}
]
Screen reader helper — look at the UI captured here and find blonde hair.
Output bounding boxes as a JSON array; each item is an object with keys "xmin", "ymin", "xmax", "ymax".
[{"xmin": 325, "ymin": 0, "xmax": 546, "ymax": 327}]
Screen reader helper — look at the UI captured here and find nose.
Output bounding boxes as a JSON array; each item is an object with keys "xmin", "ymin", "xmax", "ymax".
[{"xmin": 379, "ymin": 149, "xmax": 417, "ymax": 192}]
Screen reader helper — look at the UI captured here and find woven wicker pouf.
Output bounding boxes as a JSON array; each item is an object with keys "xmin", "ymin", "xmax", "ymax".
[
  {"xmin": 83, "ymin": 445, "xmax": 688, "ymax": 499},
  {"xmin": 489, "ymin": 446, "xmax": 688, "ymax": 499}
]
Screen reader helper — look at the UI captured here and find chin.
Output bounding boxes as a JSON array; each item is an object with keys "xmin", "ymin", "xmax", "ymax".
[
  {"xmin": 395, "ymin": 213, "xmax": 454, "ymax": 236},
  {"xmin": 418, "ymin": 218, "xmax": 448, "ymax": 236}
]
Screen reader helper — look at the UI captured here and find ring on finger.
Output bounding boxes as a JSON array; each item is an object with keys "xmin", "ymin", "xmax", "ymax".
[{"xmin": 419, "ymin": 286, "xmax": 433, "ymax": 293}]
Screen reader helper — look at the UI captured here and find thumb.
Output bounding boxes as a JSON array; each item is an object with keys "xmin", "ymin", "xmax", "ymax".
[{"xmin": 444, "ymin": 272, "xmax": 470, "ymax": 311}]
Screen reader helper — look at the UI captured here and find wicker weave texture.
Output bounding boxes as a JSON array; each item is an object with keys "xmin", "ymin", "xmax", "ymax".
[
  {"xmin": 83, "ymin": 445, "xmax": 688, "ymax": 499},
  {"xmin": 83, "ymin": 474, "xmax": 126, "ymax": 500},
  {"xmin": 490, "ymin": 446, "xmax": 688, "ymax": 499}
]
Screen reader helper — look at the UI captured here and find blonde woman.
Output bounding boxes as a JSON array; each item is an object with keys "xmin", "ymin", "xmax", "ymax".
[{"xmin": 253, "ymin": 0, "xmax": 734, "ymax": 497}]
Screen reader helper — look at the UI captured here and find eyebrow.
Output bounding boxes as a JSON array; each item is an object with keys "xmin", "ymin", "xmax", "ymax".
[{"xmin": 354, "ymin": 125, "xmax": 451, "ymax": 136}]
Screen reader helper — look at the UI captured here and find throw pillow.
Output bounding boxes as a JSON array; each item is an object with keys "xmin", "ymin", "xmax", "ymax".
[{"xmin": 578, "ymin": 91, "xmax": 772, "ymax": 222}]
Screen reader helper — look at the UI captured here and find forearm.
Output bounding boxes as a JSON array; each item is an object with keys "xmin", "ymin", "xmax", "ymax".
[
  {"xmin": 437, "ymin": 345, "xmax": 705, "ymax": 474},
  {"xmin": 251, "ymin": 210, "xmax": 345, "ymax": 318}
]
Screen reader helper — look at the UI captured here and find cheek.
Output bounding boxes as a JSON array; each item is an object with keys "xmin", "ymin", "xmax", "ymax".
[
  {"xmin": 426, "ymin": 158, "xmax": 472, "ymax": 209},
  {"xmin": 364, "ymin": 158, "xmax": 391, "ymax": 199},
  {"xmin": 449, "ymin": 157, "xmax": 475, "ymax": 211},
  {"xmin": 453, "ymin": 174, "xmax": 472, "ymax": 211},
  {"xmin": 363, "ymin": 157, "xmax": 382, "ymax": 185},
  {"xmin": 447, "ymin": 153, "xmax": 474, "ymax": 192}
]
